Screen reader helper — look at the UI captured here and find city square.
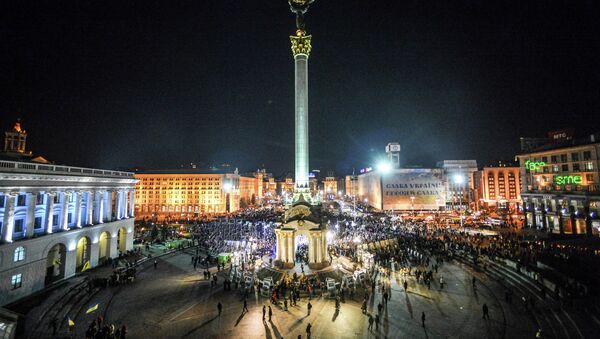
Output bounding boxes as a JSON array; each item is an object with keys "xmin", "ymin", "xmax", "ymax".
[{"xmin": 2, "ymin": 1, "xmax": 600, "ymax": 339}]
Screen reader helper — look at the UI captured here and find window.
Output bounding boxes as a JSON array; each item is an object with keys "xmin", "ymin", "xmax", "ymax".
[
  {"xmin": 52, "ymin": 214, "xmax": 59, "ymax": 226},
  {"xmin": 14, "ymin": 246, "xmax": 25, "ymax": 262},
  {"xmin": 0, "ymin": 195, "xmax": 5, "ymax": 207},
  {"xmin": 583, "ymin": 151, "xmax": 591, "ymax": 160},
  {"xmin": 541, "ymin": 156, "xmax": 548, "ymax": 163},
  {"xmin": 14, "ymin": 219, "xmax": 24, "ymax": 233},
  {"xmin": 17, "ymin": 194, "xmax": 26, "ymax": 207},
  {"xmin": 67, "ymin": 213, "xmax": 73, "ymax": 224},
  {"xmin": 573, "ymin": 163, "xmax": 581, "ymax": 172},
  {"xmin": 551, "ymin": 155, "xmax": 558, "ymax": 163},
  {"xmin": 34, "ymin": 217, "xmax": 43, "ymax": 229},
  {"xmin": 571, "ymin": 153, "xmax": 579, "ymax": 161},
  {"xmin": 562, "ymin": 164, "xmax": 569, "ymax": 172},
  {"xmin": 585, "ymin": 162, "xmax": 594, "ymax": 171},
  {"xmin": 586, "ymin": 174, "xmax": 594, "ymax": 182},
  {"xmin": 36, "ymin": 193, "xmax": 44, "ymax": 205},
  {"xmin": 53, "ymin": 194, "xmax": 59, "ymax": 204},
  {"xmin": 560, "ymin": 154, "xmax": 568, "ymax": 162},
  {"xmin": 11, "ymin": 274, "xmax": 22, "ymax": 289},
  {"xmin": 553, "ymin": 165, "xmax": 559, "ymax": 173}
]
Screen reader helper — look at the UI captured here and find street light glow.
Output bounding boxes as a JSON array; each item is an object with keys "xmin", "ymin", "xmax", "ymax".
[
  {"xmin": 453, "ymin": 174, "xmax": 465, "ymax": 184},
  {"xmin": 377, "ymin": 161, "xmax": 392, "ymax": 173}
]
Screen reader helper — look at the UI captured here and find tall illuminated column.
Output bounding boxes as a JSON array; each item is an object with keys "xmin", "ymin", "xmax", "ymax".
[{"xmin": 290, "ymin": 30, "xmax": 312, "ymax": 194}]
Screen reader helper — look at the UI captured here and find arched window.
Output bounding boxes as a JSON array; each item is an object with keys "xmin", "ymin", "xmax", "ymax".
[{"xmin": 14, "ymin": 246, "xmax": 26, "ymax": 262}]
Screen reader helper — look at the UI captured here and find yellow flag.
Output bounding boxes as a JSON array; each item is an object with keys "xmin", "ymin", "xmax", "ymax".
[
  {"xmin": 81, "ymin": 261, "xmax": 91, "ymax": 272},
  {"xmin": 68, "ymin": 318, "xmax": 75, "ymax": 327},
  {"xmin": 86, "ymin": 303, "xmax": 99, "ymax": 314}
]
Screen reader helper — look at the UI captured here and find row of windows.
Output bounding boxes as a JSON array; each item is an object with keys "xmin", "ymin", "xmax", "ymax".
[
  {"xmin": 0, "ymin": 192, "xmax": 86, "ymax": 209},
  {"xmin": 540, "ymin": 151, "xmax": 593, "ymax": 164},
  {"xmin": 140, "ymin": 177, "xmax": 220, "ymax": 181}
]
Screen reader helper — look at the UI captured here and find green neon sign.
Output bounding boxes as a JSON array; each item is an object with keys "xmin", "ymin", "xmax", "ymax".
[
  {"xmin": 525, "ymin": 160, "xmax": 545, "ymax": 171},
  {"xmin": 554, "ymin": 175, "xmax": 582, "ymax": 185}
]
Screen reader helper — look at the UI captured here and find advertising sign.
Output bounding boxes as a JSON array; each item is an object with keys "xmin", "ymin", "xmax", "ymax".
[{"xmin": 382, "ymin": 169, "xmax": 446, "ymax": 210}]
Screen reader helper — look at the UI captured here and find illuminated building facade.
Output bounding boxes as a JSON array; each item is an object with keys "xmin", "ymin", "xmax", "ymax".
[
  {"xmin": 0, "ymin": 160, "xmax": 135, "ymax": 306},
  {"xmin": 345, "ymin": 174, "xmax": 358, "ymax": 197},
  {"xmin": 438, "ymin": 160, "xmax": 478, "ymax": 210},
  {"xmin": 517, "ymin": 133, "xmax": 600, "ymax": 236},
  {"xmin": 477, "ymin": 166, "xmax": 522, "ymax": 211},
  {"xmin": 134, "ymin": 169, "xmax": 261, "ymax": 219},
  {"xmin": 322, "ymin": 176, "xmax": 338, "ymax": 200}
]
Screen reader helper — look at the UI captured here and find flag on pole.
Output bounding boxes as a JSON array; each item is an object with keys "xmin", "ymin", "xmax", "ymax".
[
  {"xmin": 86, "ymin": 303, "xmax": 99, "ymax": 314},
  {"xmin": 81, "ymin": 261, "xmax": 91, "ymax": 272}
]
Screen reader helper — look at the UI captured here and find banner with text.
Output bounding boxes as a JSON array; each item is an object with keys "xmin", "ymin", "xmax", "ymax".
[{"xmin": 382, "ymin": 170, "xmax": 446, "ymax": 210}]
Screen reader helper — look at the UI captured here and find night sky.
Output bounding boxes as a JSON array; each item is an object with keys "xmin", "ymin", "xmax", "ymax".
[{"xmin": 2, "ymin": 1, "xmax": 599, "ymax": 175}]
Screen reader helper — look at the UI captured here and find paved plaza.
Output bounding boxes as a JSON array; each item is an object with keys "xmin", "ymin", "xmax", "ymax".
[{"xmin": 66, "ymin": 250, "xmax": 542, "ymax": 339}]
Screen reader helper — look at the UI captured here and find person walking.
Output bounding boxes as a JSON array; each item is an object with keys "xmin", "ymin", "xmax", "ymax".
[
  {"xmin": 307, "ymin": 301, "xmax": 312, "ymax": 315},
  {"xmin": 284, "ymin": 298, "xmax": 288, "ymax": 311},
  {"xmin": 262, "ymin": 305, "xmax": 266, "ymax": 321},
  {"xmin": 217, "ymin": 301, "xmax": 222, "ymax": 317},
  {"xmin": 403, "ymin": 280, "xmax": 408, "ymax": 292},
  {"xmin": 268, "ymin": 305, "xmax": 273, "ymax": 321},
  {"xmin": 482, "ymin": 303, "xmax": 489, "ymax": 320},
  {"xmin": 375, "ymin": 314, "xmax": 380, "ymax": 330},
  {"xmin": 439, "ymin": 276, "xmax": 444, "ymax": 289},
  {"xmin": 154, "ymin": 260, "xmax": 158, "ymax": 269},
  {"xmin": 421, "ymin": 311, "xmax": 426, "ymax": 328},
  {"xmin": 368, "ymin": 314, "xmax": 374, "ymax": 330},
  {"xmin": 306, "ymin": 323, "xmax": 312, "ymax": 339},
  {"xmin": 243, "ymin": 299, "xmax": 249, "ymax": 313}
]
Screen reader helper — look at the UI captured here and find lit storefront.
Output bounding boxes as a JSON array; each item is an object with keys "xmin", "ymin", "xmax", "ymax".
[{"xmin": 517, "ymin": 133, "xmax": 600, "ymax": 236}]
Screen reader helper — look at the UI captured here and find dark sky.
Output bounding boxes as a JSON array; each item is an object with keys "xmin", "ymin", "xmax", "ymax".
[{"xmin": 2, "ymin": 1, "xmax": 599, "ymax": 175}]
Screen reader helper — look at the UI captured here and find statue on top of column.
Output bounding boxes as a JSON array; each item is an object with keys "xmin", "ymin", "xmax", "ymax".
[{"xmin": 289, "ymin": 0, "xmax": 315, "ymax": 30}]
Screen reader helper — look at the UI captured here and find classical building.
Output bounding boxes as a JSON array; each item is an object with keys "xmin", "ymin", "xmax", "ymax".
[
  {"xmin": 516, "ymin": 132, "xmax": 600, "ymax": 236},
  {"xmin": 476, "ymin": 166, "xmax": 522, "ymax": 212},
  {"xmin": 134, "ymin": 169, "xmax": 261, "ymax": 220},
  {"xmin": 0, "ymin": 160, "xmax": 135, "ymax": 306},
  {"xmin": 2, "ymin": 120, "xmax": 49, "ymax": 164}
]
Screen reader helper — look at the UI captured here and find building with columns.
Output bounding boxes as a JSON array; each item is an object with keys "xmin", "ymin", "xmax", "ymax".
[
  {"xmin": 0, "ymin": 160, "xmax": 136, "ymax": 306},
  {"xmin": 517, "ymin": 133, "xmax": 600, "ymax": 236}
]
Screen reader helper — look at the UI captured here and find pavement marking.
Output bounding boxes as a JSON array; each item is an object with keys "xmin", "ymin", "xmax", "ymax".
[{"xmin": 169, "ymin": 301, "xmax": 201, "ymax": 322}]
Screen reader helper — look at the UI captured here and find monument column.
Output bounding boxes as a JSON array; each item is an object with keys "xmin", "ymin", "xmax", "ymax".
[{"xmin": 290, "ymin": 30, "xmax": 312, "ymax": 193}]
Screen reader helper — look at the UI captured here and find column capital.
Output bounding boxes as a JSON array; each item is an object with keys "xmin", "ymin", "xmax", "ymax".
[{"xmin": 290, "ymin": 31, "xmax": 312, "ymax": 58}]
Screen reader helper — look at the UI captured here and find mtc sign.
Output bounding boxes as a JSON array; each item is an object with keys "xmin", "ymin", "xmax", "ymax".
[
  {"xmin": 525, "ymin": 160, "xmax": 546, "ymax": 171},
  {"xmin": 554, "ymin": 175, "xmax": 582, "ymax": 185}
]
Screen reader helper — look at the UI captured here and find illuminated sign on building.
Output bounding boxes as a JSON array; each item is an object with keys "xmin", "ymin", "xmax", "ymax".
[
  {"xmin": 360, "ymin": 167, "xmax": 373, "ymax": 174},
  {"xmin": 554, "ymin": 175, "xmax": 582, "ymax": 185},
  {"xmin": 525, "ymin": 160, "xmax": 545, "ymax": 171}
]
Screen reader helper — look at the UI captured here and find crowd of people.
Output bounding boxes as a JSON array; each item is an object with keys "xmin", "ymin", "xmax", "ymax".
[{"xmin": 84, "ymin": 316, "xmax": 126, "ymax": 339}]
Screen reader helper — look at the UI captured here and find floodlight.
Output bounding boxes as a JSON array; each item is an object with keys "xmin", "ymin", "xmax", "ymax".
[
  {"xmin": 453, "ymin": 174, "xmax": 465, "ymax": 184},
  {"xmin": 377, "ymin": 162, "xmax": 392, "ymax": 173}
]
